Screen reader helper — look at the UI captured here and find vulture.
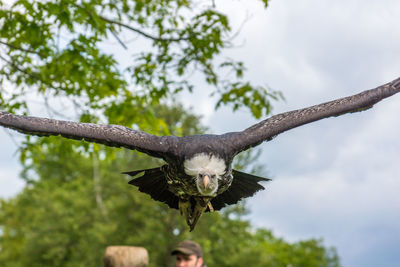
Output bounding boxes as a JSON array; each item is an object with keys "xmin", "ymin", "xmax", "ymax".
[{"xmin": 1, "ymin": 77, "xmax": 399, "ymax": 230}]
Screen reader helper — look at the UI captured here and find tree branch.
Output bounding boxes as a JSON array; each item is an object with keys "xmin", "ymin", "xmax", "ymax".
[
  {"xmin": 98, "ymin": 14, "xmax": 187, "ymax": 42},
  {"xmin": 0, "ymin": 40, "xmax": 45, "ymax": 57},
  {"xmin": 0, "ymin": 54, "xmax": 64, "ymax": 93},
  {"xmin": 109, "ymin": 29, "xmax": 128, "ymax": 50},
  {"xmin": 92, "ymin": 149, "xmax": 110, "ymax": 222},
  {"xmin": 0, "ymin": 54, "xmax": 37, "ymax": 78}
]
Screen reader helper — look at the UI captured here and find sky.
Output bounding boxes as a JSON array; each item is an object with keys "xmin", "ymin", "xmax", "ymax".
[{"xmin": 1, "ymin": 0, "xmax": 400, "ymax": 266}]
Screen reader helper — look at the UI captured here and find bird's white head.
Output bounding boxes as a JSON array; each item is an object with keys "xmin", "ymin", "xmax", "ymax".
[{"xmin": 183, "ymin": 153, "xmax": 226, "ymax": 196}]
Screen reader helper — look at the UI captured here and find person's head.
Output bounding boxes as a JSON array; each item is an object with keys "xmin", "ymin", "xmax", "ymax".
[{"xmin": 171, "ymin": 240, "xmax": 204, "ymax": 267}]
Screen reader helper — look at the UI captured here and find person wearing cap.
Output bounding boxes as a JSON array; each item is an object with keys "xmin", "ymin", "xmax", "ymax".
[{"xmin": 171, "ymin": 240, "xmax": 204, "ymax": 267}]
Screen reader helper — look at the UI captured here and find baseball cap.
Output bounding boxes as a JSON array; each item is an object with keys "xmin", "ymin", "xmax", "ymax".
[{"xmin": 171, "ymin": 240, "xmax": 203, "ymax": 257}]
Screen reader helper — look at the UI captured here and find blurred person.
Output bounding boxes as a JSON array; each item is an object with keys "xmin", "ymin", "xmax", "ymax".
[{"xmin": 171, "ymin": 240, "xmax": 204, "ymax": 267}]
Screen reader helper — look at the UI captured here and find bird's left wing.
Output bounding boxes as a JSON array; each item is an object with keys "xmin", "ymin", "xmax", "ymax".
[
  {"xmin": 0, "ymin": 111, "xmax": 176, "ymax": 158},
  {"xmin": 223, "ymin": 76, "xmax": 400, "ymax": 154}
]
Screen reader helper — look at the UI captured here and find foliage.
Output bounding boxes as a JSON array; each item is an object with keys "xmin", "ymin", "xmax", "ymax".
[
  {"xmin": 0, "ymin": 1, "xmax": 339, "ymax": 266},
  {"xmin": 0, "ymin": 0, "xmax": 280, "ymax": 123}
]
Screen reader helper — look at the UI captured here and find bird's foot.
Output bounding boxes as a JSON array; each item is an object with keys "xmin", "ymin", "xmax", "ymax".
[
  {"xmin": 179, "ymin": 198, "xmax": 209, "ymax": 231},
  {"xmin": 207, "ymin": 202, "xmax": 214, "ymax": 212}
]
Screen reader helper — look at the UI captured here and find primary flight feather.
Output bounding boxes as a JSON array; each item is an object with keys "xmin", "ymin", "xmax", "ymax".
[{"xmin": 1, "ymin": 77, "xmax": 399, "ymax": 230}]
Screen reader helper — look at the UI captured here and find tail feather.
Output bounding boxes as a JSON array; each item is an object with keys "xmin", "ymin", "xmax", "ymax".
[
  {"xmin": 210, "ymin": 169, "xmax": 270, "ymax": 211},
  {"xmin": 124, "ymin": 166, "xmax": 179, "ymax": 210}
]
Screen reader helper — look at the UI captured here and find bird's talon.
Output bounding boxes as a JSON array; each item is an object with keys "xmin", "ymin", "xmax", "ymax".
[{"xmin": 207, "ymin": 202, "xmax": 214, "ymax": 212}]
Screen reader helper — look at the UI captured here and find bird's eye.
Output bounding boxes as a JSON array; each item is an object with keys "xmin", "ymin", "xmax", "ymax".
[
  {"xmin": 211, "ymin": 175, "xmax": 216, "ymax": 179},
  {"xmin": 198, "ymin": 174, "xmax": 203, "ymax": 178}
]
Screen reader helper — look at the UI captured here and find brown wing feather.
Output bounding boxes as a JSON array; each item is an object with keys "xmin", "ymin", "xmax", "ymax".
[
  {"xmin": 0, "ymin": 112, "xmax": 176, "ymax": 158},
  {"xmin": 223, "ymin": 77, "xmax": 400, "ymax": 154}
]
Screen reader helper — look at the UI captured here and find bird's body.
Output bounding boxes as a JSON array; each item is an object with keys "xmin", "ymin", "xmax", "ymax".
[
  {"xmin": 124, "ymin": 135, "xmax": 266, "ymax": 230},
  {"xmin": 1, "ymin": 77, "xmax": 400, "ymax": 230}
]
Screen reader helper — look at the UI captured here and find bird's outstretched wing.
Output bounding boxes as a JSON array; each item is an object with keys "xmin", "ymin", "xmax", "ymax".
[
  {"xmin": 0, "ymin": 111, "xmax": 176, "ymax": 158},
  {"xmin": 224, "ymin": 77, "xmax": 400, "ymax": 154}
]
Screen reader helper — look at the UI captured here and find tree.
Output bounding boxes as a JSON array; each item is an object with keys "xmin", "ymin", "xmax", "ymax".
[
  {"xmin": 0, "ymin": 0, "xmax": 278, "ymax": 123},
  {"xmin": 0, "ymin": 1, "xmax": 339, "ymax": 266}
]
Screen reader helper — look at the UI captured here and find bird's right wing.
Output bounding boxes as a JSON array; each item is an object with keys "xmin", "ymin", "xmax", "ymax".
[
  {"xmin": 0, "ymin": 111, "xmax": 176, "ymax": 158},
  {"xmin": 223, "ymin": 76, "xmax": 400, "ymax": 154}
]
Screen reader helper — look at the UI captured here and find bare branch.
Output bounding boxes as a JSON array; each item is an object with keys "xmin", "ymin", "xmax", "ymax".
[
  {"xmin": 109, "ymin": 29, "xmax": 128, "ymax": 50},
  {"xmin": 225, "ymin": 11, "xmax": 252, "ymax": 46}
]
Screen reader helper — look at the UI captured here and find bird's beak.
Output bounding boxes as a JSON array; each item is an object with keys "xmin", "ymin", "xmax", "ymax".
[{"xmin": 203, "ymin": 175, "xmax": 210, "ymax": 188}]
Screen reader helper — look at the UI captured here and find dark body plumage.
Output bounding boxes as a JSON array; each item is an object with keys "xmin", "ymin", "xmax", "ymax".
[
  {"xmin": 0, "ymin": 77, "xmax": 399, "ymax": 230},
  {"xmin": 123, "ymin": 134, "xmax": 270, "ymax": 230}
]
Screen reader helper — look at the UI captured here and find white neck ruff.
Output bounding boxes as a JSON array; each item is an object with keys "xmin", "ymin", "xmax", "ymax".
[{"xmin": 184, "ymin": 153, "xmax": 226, "ymax": 176}]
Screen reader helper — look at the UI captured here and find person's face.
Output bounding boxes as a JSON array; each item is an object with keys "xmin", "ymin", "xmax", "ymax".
[{"xmin": 175, "ymin": 253, "xmax": 203, "ymax": 267}]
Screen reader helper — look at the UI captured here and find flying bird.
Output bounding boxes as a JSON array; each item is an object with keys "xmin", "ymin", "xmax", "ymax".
[{"xmin": 1, "ymin": 77, "xmax": 399, "ymax": 230}]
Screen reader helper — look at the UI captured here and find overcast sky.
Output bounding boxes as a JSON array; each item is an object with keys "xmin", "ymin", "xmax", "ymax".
[{"xmin": 1, "ymin": 0, "xmax": 400, "ymax": 266}]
